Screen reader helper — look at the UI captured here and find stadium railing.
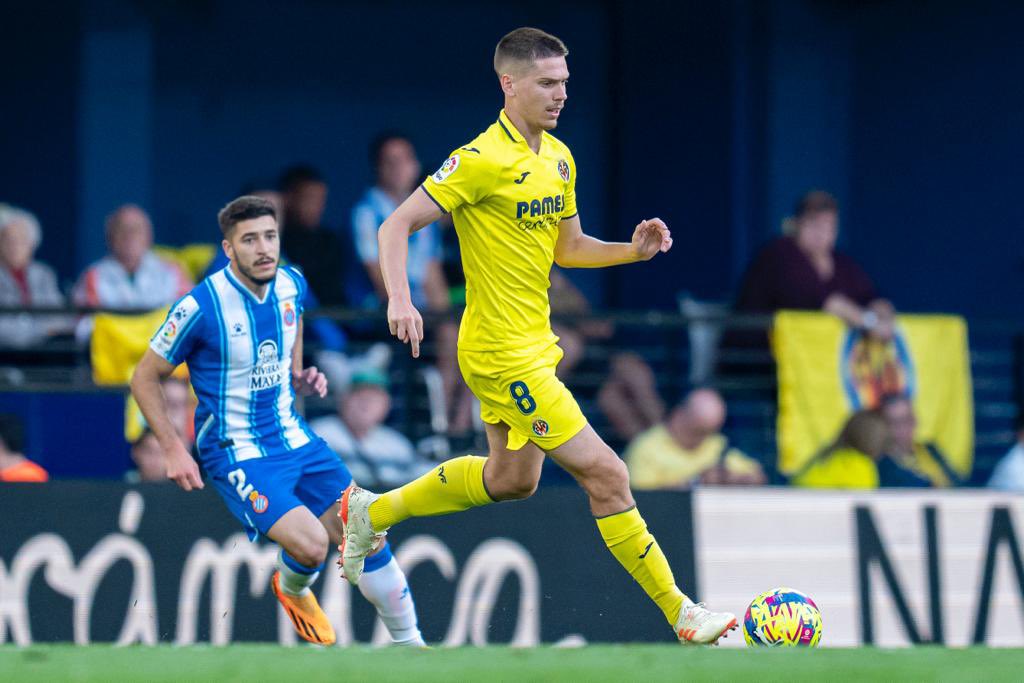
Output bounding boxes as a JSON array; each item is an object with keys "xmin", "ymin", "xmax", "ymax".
[{"xmin": 0, "ymin": 305, "xmax": 1017, "ymax": 484}]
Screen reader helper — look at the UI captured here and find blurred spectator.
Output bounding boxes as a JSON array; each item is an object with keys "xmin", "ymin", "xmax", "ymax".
[
  {"xmin": 624, "ymin": 388, "xmax": 764, "ymax": 489},
  {"xmin": 598, "ymin": 353, "xmax": 666, "ymax": 442},
  {"xmin": 730, "ymin": 190, "xmax": 895, "ymax": 352},
  {"xmin": 279, "ymin": 165, "xmax": 348, "ymax": 306},
  {"xmin": 0, "ymin": 413, "xmax": 48, "ymax": 482},
  {"xmin": 792, "ymin": 409, "xmax": 889, "ymax": 488},
  {"xmin": 988, "ymin": 412, "xmax": 1024, "ymax": 492},
  {"xmin": 348, "ymin": 134, "xmax": 470, "ymax": 431},
  {"xmin": 310, "ymin": 368, "xmax": 433, "ymax": 488},
  {"xmin": 350, "ymin": 133, "xmax": 447, "ymax": 311},
  {"xmin": 0, "ymin": 204, "xmax": 72, "ymax": 348},
  {"xmin": 126, "ymin": 429, "xmax": 168, "ymax": 483},
  {"xmin": 73, "ymin": 204, "xmax": 191, "ymax": 309},
  {"xmin": 877, "ymin": 394, "xmax": 962, "ymax": 487}
]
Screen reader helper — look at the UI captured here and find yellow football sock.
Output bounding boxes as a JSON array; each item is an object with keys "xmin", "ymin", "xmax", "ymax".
[
  {"xmin": 368, "ymin": 455, "xmax": 493, "ymax": 532},
  {"xmin": 596, "ymin": 506, "xmax": 687, "ymax": 625}
]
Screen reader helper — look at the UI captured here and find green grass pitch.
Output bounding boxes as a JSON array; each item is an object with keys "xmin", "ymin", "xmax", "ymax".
[{"xmin": 2, "ymin": 645, "xmax": 1022, "ymax": 682}]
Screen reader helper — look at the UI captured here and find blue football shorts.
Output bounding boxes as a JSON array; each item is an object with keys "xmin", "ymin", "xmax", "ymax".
[{"xmin": 208, "ymin": 440, "xmax": 351, "ymax": 542}]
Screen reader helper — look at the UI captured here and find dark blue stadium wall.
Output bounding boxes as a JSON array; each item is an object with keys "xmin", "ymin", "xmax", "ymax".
[{"xmin": 3, "ymin": 0, "xmax": 1022, "ymax": 314}]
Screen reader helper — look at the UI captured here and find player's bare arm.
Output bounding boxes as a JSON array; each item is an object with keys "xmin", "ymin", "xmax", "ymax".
[
  {"xmin": 554, "ymin": 215, "xmax": 673, "ymax": 268},
  {"xmin": 290, "ymin": 317, "xmax": 327, "ymax": 398},
  {"xmin": 378, "ymin": 188, "xmax": 445, "ymax": 358},
  {"xmin": 130, "ymin": 349, "xmax": 203, "ymax": 491}
]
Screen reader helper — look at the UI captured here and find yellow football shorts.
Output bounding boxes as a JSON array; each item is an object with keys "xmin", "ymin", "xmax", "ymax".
[{"xmin": 458, "ymin": 341, "xmax": 588, "ymax": 451}]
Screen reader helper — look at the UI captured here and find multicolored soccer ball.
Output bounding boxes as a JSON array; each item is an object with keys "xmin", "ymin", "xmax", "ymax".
[{"xmin": 743, "ymin": 587, "xmax": 822, "ymax": 647}]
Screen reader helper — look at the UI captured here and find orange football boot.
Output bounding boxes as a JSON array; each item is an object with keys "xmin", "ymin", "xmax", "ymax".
[{"xmin": 271, "ymin": 571, "xmax": 336, "ymax": 645}]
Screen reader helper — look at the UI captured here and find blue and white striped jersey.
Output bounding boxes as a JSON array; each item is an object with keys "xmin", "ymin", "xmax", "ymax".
[{"xmin": 149, "ymin": 264, "xmax": 321, "ymax": 468}]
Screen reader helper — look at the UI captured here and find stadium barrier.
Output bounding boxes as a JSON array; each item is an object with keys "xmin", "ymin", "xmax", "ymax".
[
  {"xmin": 695, "ymin": 488, "xmax": 1024, "ymax": 647},
  {"xmin": 0, "ymin": 483, "xmax": 695, "ymax": 646},
  {"xmin": 3, "ymin": 483, "xmax": 1022, "ymax": 646}
]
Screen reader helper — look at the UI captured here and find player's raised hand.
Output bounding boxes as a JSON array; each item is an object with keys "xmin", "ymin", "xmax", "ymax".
[
  {"xmin": 387, "ymin": 296, "xmax": 424, "ymax": 358},
  {"xmin": 165, "ymin": 441, "xmax": 204, "ymax": 491},
  {"xmin": 630, "ymin": 218, "xmax": 673, "ymax": 261},
  {"xmin": 293, "ymin": 365, "xmax": 328, "ymax": 398}
]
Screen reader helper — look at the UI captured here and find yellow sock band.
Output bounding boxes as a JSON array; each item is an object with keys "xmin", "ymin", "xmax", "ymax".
[
  {"xmin": 596, "ymin": 506, "xmax": 687, "ymax": 625},
  {"xmin": 368, "ymin": 455, "xmax": 493, "ymax": 532}
]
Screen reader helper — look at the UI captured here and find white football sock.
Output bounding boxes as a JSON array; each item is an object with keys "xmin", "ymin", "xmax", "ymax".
[
  {"xmin": 358, "ymin": 557, "xmax": 425, "ymax": 646},
  {"xmin": 276, "ymin": 550, "xmax": 320, "ymax": 596}
]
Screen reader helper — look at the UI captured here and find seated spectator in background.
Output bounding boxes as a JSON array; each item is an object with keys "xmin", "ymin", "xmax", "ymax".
[
  {"xmin": 792, "ymin": 409, "xmax": 888, "ymax": 488},
  {"xmin": 0, "ymin": 413, "xmax": 48, "ymax": 482},
  {"xmin": 310, "ymin": 369, "xmax": 433, "ymax": 488},
  {"xmin": 279, "ymin": 165, "xmax": 349, "ymax": 306},
  {"xmin": 730, "ymin": 190, "xmax": 895, "ymax": 351},
  {"xmin": 0, "ymin": 204, "xmax": 71, "ymax": 348},
  {"xmin": 625, "ymin": 388, "xmax": 764, "ymax": 489},
  {"xmin": 878, "ymin": 394, "xmax": 962, "ymax": 487},
  {"xmin": 598, "ymin": 352, "xmax": 666, "ymax": 442},
  {"xmin": 126, "ymin": 429, "xmax": 167, "ymax": 483},
  {"xmin": 349, "ymin": 134, "xmax": 469, "ymax": 431},
  {"xmin": 73, "ymin": 204, "xmax": 191, "ymax": 309},
  {"xmin": 989, "ymin": 412, "xmax": 1024, "ymax": 492}
]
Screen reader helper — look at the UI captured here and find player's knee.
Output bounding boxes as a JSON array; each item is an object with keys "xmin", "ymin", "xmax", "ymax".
[
  {"xmin": 584, "ymin": 448, "xmax": 630, "ymax": 499},
  {"xmin": 489, "ymin": 471, "xmax": 539, "ymax": 501}
]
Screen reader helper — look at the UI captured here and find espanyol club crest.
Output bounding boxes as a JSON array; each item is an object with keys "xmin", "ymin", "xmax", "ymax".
[
  {"xmin": 532, "ymin": 419, "xmax": 550, "ymax": 437},
  {"xmin": 283, "ymin": 302, "xmax": 296, "ymax": 327},
  {"xmin": 432, "ymin": 154, "xmax": 460, "ymax": 183},
  {"xmin": 249, "ymin": 490, "xmax": 269, "ymax": 514},
  {"xmin": 557, "ymin": 159, "xmax": 570, "ymax": 183}
]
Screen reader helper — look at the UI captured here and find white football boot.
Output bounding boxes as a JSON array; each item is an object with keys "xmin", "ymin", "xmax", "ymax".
[
  {"xmin": 337, "ymin": 483, "xmax": 386, "ymax": 586},
  {"xmin": 675, "ymin": 600, "xmax": 738, "ymax": 645}
]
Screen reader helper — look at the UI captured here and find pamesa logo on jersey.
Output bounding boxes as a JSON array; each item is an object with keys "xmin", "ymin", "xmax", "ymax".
[
  {"xmin": 514, "ymin": 194, "xmax": 566, "ymax": 231},
  {"xmin": 250, "ymin": 339, "xmax": 283, "ymax": 391}
]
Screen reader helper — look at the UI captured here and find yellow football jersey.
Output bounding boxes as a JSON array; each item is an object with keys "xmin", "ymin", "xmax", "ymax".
[{"xmin": 422, "ymin": 110, "xmax": 577, "ymax": 354}]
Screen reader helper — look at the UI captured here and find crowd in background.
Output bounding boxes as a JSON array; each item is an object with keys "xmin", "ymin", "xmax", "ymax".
[{"xmin": 2, "ymin": 134, "xmax": 1021, "ymax": 493}]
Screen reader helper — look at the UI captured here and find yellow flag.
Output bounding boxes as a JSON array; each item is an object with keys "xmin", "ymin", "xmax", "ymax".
[{"xmin": 773, "ymin": 311, "xmax": 973, "ymax": 475}]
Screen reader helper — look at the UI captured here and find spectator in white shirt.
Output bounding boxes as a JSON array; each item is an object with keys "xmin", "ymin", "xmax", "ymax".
[
  {"xmin": 73, "ymin": 204, "xmax": 191, "ymax": 310},
  {"xmin": 310, "ymin": 368, "xmax": 433, "ymax": 488},
  {"xmin": 0, "ymin": 204, "xmax": 71, "ymax": 347}
]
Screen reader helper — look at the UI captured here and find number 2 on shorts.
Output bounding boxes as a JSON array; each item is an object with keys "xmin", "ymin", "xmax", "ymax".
[{"xmin": 509, "ymin": 380, "xmax": 537, "ymax": 415}]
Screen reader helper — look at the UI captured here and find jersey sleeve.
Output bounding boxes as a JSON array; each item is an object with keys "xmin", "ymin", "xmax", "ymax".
[
  {"xmin": 149, "ymin": 294, "xmax": 204, "ymax": 366},
  {"xmin": 421, "ymin": 148, "xmax": 495, "ymax": 213},
  {"xmin": 351, "ymin": 201, "xmax": 380, "ymax": 263},
  {"xmin": 562, "ymin": 151, "xmax": 578, "ymax": 219},
  {"xmin": 282, "ymin": 265, "xmax": 309, "ymax": 314}
]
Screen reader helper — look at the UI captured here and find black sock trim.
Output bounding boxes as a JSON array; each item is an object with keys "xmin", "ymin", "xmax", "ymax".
[
  {"xmin": 594, "ymin": 504, "xmax": 637, "ymax": 520},
  {"xmin": 479, "ymin": 458, "xmax": 498, "ymax": 503}
]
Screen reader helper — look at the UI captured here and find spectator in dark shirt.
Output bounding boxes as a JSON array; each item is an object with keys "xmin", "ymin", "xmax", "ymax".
[
  {"xmin": 877, "ymin": 394, "xmax": 962, "ymax": 487},
  {"xmin": 278, "ymin": 165, "xmax": 348, "ymax": 306},
  {"xmin": 733, "ymin": 190, "xmax": 896, "ymax": 344}
]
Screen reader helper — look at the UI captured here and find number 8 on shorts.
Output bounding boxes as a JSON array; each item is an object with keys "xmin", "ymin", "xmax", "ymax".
[{"xmin": 509, "ymin": 380, "xmax": 537, "ymax": 415}]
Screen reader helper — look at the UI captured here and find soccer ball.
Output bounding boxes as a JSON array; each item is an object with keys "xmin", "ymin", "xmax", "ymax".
[{"xmin": 743, "ymin": 587, "xmax": 822, "ymax": 647}]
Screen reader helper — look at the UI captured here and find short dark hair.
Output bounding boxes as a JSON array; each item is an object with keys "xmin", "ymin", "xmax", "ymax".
[
  {"xmin": 369, "ymin": 131, "xmax": 413, "ymax": 168},
  {"xmin": 217, "ymin": 195, "xmax": 276, "ymax": 237},
  {"xmin": 0, "ymin": 413, "xmax": 25, "ymax": 453},
  {"xmin": 494, "ymin": 27, "xmax": 568, "ymax": 76},
  {"xmin": 795, "ymin": 190, "xmax": 838, "ymax": 219},
  {"xmin": 277, "ymin": 164, "xmax": 325, "ymax": 193}
]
